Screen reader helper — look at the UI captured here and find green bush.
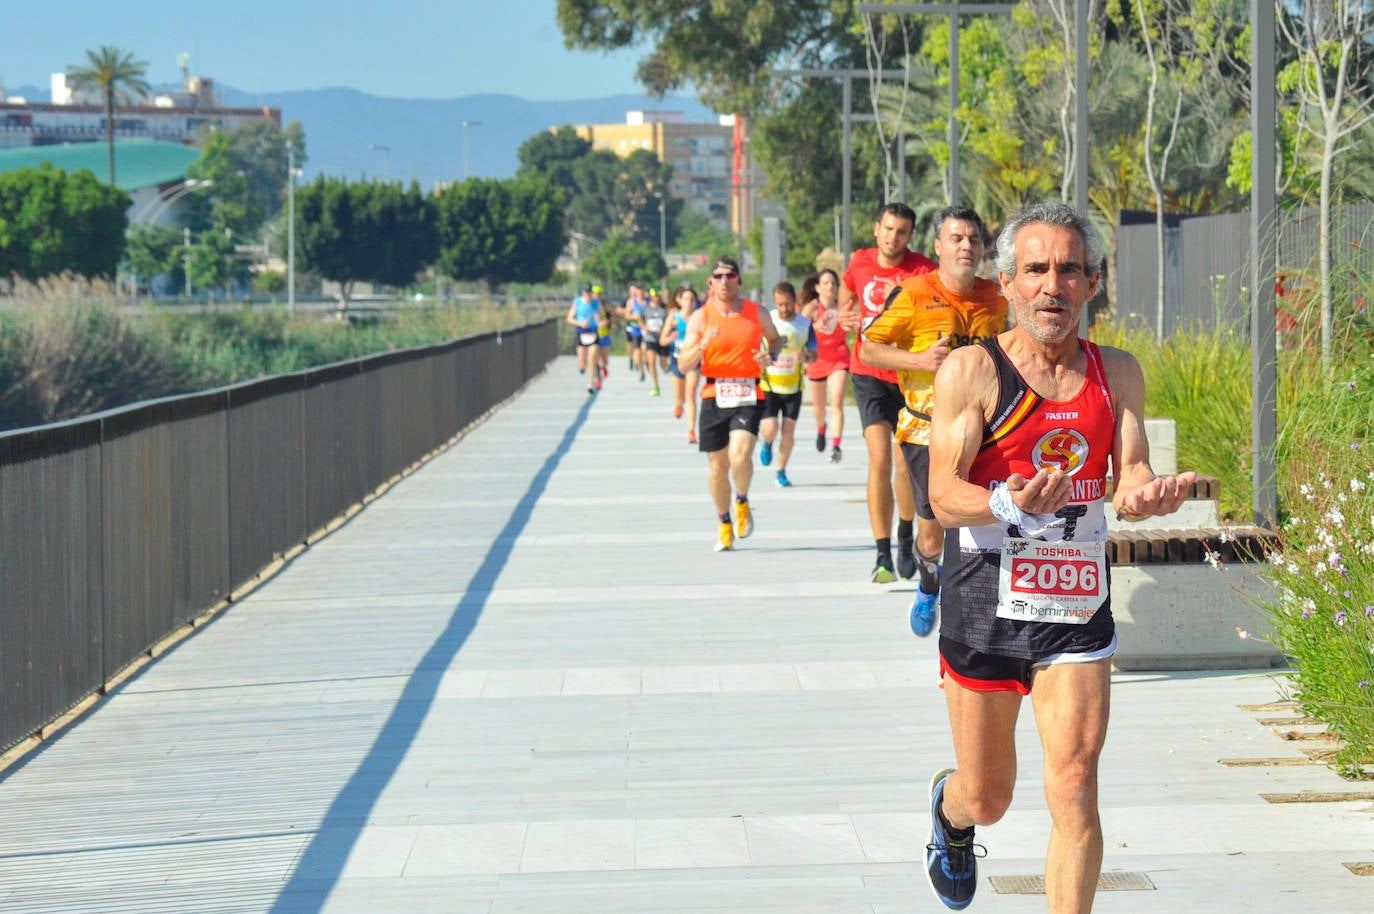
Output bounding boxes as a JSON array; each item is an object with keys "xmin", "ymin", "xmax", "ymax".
[{"xmin": 0, "ymin": 277, "xmax": 554, "ymax": 432}]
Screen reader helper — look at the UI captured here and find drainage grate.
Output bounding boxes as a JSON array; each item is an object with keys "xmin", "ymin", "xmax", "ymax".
[{"xmin": 990, "ymin": 871, "xmax": 1156, "ymax": 895}]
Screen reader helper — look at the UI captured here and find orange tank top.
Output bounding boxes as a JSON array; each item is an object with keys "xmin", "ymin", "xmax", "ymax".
[{"xmin": 701, "ymin": 299, "xmax": 764, "ymax": 400}]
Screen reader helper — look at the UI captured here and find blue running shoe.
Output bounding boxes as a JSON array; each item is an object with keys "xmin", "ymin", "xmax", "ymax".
[
  {"xmin": 775, "ymin": 469, "xmax": 792, "ymax": 487},
  {"xmin": 926, "ymin": 768, "xmax": 981, "ymax": 910},
  {"xmin": 760, "ymin": 440, "xmax": 773, "ymax": 466},
  {"xmin": 910, "ymin": 588, "xmax": 939, "ymax": 637}
]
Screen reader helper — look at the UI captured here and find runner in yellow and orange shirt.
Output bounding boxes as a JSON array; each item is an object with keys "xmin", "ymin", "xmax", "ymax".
[{"xmin": 862, "ymin": 205, "xmax": 1008, "ymax": 637}]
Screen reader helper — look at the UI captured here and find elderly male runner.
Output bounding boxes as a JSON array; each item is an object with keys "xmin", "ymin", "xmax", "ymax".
[
  {"xmin": 862, "ymin": 205, "xmax": 1007, "ymax": 636},
  {"xmin": 678, "ymin": 256, "xmax": 782, "ymax": 552},
  {"xmin": 839, "ymin": 202, "xmax": 935, "ymax": 583},
  {"xmin": 922, "ymin": 202, "xmax": 1195, "ymax": 912}
]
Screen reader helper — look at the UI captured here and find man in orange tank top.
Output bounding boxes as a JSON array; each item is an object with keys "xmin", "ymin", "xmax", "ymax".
[
  {"xmin": 678, "ymin": 256, "xmax": 783, "ymax": 552},
  {"xmin": 922, "ymin": 203, "xmax": 1197, "ymax": 912},
  {"xmin": 862, "ymin": 205, "xmax": 1008, "ymax": 638},
  {"xmin": 839, "ymin": 202, "xmax": 936, "ymax": 584}
]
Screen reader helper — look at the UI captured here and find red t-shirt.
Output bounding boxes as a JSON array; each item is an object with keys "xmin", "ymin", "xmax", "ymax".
[{"xmin": 843, "ymin": 248, "xmax": 936, "ymax": 382}]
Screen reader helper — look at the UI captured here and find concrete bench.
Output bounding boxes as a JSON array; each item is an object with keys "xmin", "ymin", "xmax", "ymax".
[{"xmin": 1104, "ymin": 474, "xmax": 1285, "ymax": 671}]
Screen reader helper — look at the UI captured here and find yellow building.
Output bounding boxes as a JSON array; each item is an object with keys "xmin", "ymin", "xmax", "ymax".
[{"xmin": 574, "ymin": 111, "xmax": 775, "ymax": 238}]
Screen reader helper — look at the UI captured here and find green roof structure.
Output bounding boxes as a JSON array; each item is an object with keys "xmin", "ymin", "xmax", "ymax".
[{"xmin": 0, "ymin": 139, "xmax": 200, "ymax": 191}]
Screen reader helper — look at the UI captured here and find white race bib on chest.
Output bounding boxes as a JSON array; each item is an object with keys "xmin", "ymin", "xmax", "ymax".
[
  {"xmin": 996, "ymin": 537, "xmax": 1107, "ymax": 625},
  {"xmin": 715, "ymin": 377, "xmax": 756, "ymax": 408}
]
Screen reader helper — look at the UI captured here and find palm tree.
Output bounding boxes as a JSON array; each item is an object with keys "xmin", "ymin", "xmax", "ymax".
[{"xmin": 66, "ymin": 46, "xmax": 151, "ymax": 186}]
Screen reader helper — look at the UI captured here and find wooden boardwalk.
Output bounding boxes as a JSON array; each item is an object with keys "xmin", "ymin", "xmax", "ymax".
[{"xmin": 0, "ymin": 356, "xmax": 1369, "ymax": 913}]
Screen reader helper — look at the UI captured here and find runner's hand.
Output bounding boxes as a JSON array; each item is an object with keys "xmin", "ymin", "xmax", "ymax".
[
  {"xmin": 1007, "ymin": 468, "xmax": 1072, "ymax": 516},
  {"xmin": 1117, "ymin": 472, "xmax": 1197, "ymax": 518},
  {"xmin": 925, "ymin": 336, "xmax": 952, "ymax": 373}
]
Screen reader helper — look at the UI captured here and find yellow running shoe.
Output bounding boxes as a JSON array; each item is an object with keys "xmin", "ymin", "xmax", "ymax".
[
  {"xmin": 715, "ymin": 520, "xmax": 734, "ymax": 552},
  {"xmin": 734, "ymin": 500, "xmax": 754, "ymax": 539}
]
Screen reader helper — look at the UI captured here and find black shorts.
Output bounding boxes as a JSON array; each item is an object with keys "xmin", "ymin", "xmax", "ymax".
[
  {"xmin": 576, "ymin": 330, "xmax": 599, "ymax": 348},
  {"xmin": 642, "ymin": 338, "xmax": 669, "ymax": 357},
  {"xmin": 939, "ymin": 631, "xmax": 1118, "ymax": 696},
  {"xmin": 698, "ymin": 396, "xmax": 763, "ymax": 452},
  {"xmin": 899, "ymin": 441, "xmax": 935, "ymax": 520},
  {"xmin": 762, "ymin": 390, "xmax": 803, "ymax": 421},
  {"xmin": 852, "ymin": 373, "xmax": 903, "ymax": 430}
]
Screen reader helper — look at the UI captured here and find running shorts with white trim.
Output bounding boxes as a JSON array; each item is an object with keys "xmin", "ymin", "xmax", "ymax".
[{"xmin": 938, "ymin": 632, "xmax": 1119, "ymax": 695}]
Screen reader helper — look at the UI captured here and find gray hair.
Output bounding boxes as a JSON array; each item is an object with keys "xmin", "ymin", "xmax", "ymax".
[{"xmin": 994, "ymin": 202, "xmax": 1104, "ymax": 279}]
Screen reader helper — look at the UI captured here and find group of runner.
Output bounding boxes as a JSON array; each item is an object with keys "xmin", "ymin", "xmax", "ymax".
[{"xmin": 569, "ymin": 202, "xmax": 1196, "ymax": 914}]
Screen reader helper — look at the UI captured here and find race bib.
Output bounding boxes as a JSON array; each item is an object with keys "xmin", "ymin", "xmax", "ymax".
[
  {"xmin": 577, "ymin": 331, "xmax": 598, "ymax": 346},
  {"xmin": 996, "ymin": 538, "xmax": 1107, "ymax": 625},
  {"xmin": 771, "ymin": 352, "xmax": 797, "ymax": 375},
  {"xmin": 715, "ymin": 377, "xmax": 757, "ymax": 408}
]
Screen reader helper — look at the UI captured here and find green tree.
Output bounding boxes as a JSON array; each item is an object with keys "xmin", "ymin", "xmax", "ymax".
[
  {"xmin": 65, "ymin": 46, "xmax": 151, "ymax": 185},
  {"xmin": 435, "ymin": 176, "xmax": 566, "ymax": 291},
  {"xmin": 185, "ymin": 119, "xmax": 307, "ymax": 236},
  {"xmin": 517, "ymin": 126, "xmax": 592, "ymax": 197},
  {"xmin": 124, "ymin": 224, "xmax": 184, "ymax": 291},
  {"xmin": 0, "ymin": 164, "xmax": 129, "ymax": 280},
  {"xmin": 582, "ymin": 229, "xmax": 667, "ymax": 288},
  {"xmin": 294, "ymin": 177, "xmax": 437, "ymax": 305},
  {"xmin": 187, "ymin": 222, "xmax": 244, "ymax": 297}
]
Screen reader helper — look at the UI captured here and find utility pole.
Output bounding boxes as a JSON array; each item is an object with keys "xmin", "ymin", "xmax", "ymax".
[{"xmin": 287, "ymin": 140, "xmax": 296, "ymax": 314}]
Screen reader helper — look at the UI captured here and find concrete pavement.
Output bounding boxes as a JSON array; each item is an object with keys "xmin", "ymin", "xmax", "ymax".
[{"xmin": 0, "ymin": 355, "xmax": 1369, "ymax": 913}]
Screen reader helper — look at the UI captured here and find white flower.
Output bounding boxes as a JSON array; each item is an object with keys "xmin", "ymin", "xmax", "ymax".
[
  {"xmin": 1324, "ymin": 507, "xmax": 1345, "ymax": 526},
  {"xmin": 1218, "ymin": 527, "xmax": 1235, "ymax": 543},
  {"xmin": 1203, "ymin": 549, "xmax": 1222, "ymax": 570},
  {"xmin": 1353, "ymin": 478, "xmax": 1367, "ymax": 493},
  {"xmin": 1235, "ymin": 627, "xmax": 1253, "ymax": 640},
  {"xmin": 1269, "ymin": 551, "xmax": 1287, "ymax": 569},
  {"xmin": 1300, "ymin": 483, "xmax": 1314, "ymax": 499}
]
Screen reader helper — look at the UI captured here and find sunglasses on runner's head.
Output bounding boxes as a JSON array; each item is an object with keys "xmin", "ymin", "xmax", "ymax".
[{"xmin": 712, "ymin": 271, "xmax": 738, "ymax": 281}]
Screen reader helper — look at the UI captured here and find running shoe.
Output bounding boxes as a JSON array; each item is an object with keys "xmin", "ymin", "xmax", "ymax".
[
  {"xmin": 870, "ymin": 553, "xmax": 896, "ymax": 584},
  {"xmin": 601, "ymin": 364, "xmax": 609, "ymax": 378},
  {"xmin": 640, "ymin": 372, "xmax": 646, "ymax": 382},
  {"xmin": 714, "ymin": 520, "xmax": 734, "ymax": 552},
  {"xmin": 830, "ymin": 445, "xmax": 842, "ymax": 464},
  {"xmin": 673, "ymin": 405, "xmax": 684, "ymax": 418},
  {"xmin": 926, "ymin": 768, "xmax": 981, "ymax": 910},
  {"xmin": 734, "ymin": 500, "xmax": 754, "ymax": 539},
  {"xmin": 759, "ymin": 441, "xmax": 773, "ymax": 466},
  {"xmin": 775, "ymin": 470, "xmax": 792, "ymax": 488},
  {"xmin": 651, "ymin": 387, "xmax": 660, "ymax": 397},
  {"xmin": 897, "ymin": 537, "xmax": 917, "ymax": 580},
  {"xmin": 910, "ymin": 588, "xmax": 939, "ymax": 638},
  {"xmin": 815, "ymin": 427, "xmax": 826, "ymax": 452},
  {"xmin": 594, "ymin": 376, "xmax": 602, "ymax": 391},
  {"xmin": 688, "ymin": 430, "xmax": 697, "ymax": 445},
  {"xmin": 587, "ymin": 385, "xmax": 595, "ymax": 395}
]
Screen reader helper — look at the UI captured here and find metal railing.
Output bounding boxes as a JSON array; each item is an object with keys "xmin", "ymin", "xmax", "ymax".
[{"xmin": 0, "ymin": 319, "xmax": 557, "ymax": 754}]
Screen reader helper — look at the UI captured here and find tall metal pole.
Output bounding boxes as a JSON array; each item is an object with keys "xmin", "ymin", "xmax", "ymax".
[
  {"xmin": 462, "ymin": 120, "xmax": 481, "ymax": 180},
  {"xmin": 842, "ymin": 77, "xmax": 853, "ymax": 264},
  {"xmin": 1250, "ymin": 0, "xmax": 1278, "ymax": 526},
  {"xmin": 948, "ymin": 9, "xmax": 961, "ymax": 205},
  {"xmin": 287, "ymin": 140, "xmax": 296, "ymax": 315},
  {"xmin": 656, "ymin": 193, "xmax": 666, "ymax": 263},
  {"xmin": 1074, "ymin": 0, "xmax": 1090, "ymax": 213}
]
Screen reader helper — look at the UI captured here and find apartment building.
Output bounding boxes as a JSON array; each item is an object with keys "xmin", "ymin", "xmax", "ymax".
[{"xmin": 574, "ymin": 110, "xmax": 778, "ymax": 236}]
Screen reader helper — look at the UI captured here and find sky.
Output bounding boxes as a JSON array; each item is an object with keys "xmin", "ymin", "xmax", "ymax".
[{"xmin": 3, "ymin": 0, "xmax": 650, "ymax": 101}]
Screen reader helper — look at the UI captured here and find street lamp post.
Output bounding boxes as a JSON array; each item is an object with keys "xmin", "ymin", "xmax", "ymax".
[
  {"xmin": 462, "ymin": 120, "xmax": 482, "ymax": 180},
  {"xmin": 369, "ymin": 143, "xmax": 391, "ymax": 180},
  {"xmin": 287, "ymin": 140, "xmax": 296, "ymax": 314},
  {"xmin": 654, "ymin": 192, "xmax": 666, "ymax": 264}
]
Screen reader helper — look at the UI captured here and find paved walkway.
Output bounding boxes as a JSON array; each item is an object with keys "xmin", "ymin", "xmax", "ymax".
[{"xmin": 1, "ymin": 356, "xmax": 1370, "ymax": 913}]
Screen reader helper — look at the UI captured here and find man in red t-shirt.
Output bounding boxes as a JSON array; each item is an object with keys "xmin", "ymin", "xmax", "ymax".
[{"xmin": 838, "ymin": 202, "xmax": 936, "ymax": 583}]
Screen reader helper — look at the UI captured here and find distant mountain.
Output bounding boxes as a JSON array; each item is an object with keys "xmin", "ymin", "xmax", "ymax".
[
  {"xmin": 220, "ymin": 86, "xmax": 720, "ymax": 189},
  {"xmin": 5, "ymin": 82, "xmax": 721, "ymax": 190}
]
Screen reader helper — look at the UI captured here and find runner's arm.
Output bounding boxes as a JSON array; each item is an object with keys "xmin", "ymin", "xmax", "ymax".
[{"xmin": 677, "ymin": 309, "xmax": 709, "ymax": 372}]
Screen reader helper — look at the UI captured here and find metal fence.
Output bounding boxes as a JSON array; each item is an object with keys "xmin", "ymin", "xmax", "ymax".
[
  {"xmin": 1114, "ymin": 204, "xmax": 1374, "ymax": 335},
  {"xmin": 0, "ymin": 319, "xmax": 557, "ymax": 754}
]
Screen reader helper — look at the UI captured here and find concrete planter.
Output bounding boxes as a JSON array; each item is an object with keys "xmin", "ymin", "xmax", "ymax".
[{"xmin": 1110, "ymin": 562, "xmax": 1284, "ymax": 670}]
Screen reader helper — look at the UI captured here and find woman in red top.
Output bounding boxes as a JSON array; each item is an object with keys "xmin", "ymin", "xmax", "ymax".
[{"xmin": 801, "ymin": 269, "xmax": 849, "ymax": 460}]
